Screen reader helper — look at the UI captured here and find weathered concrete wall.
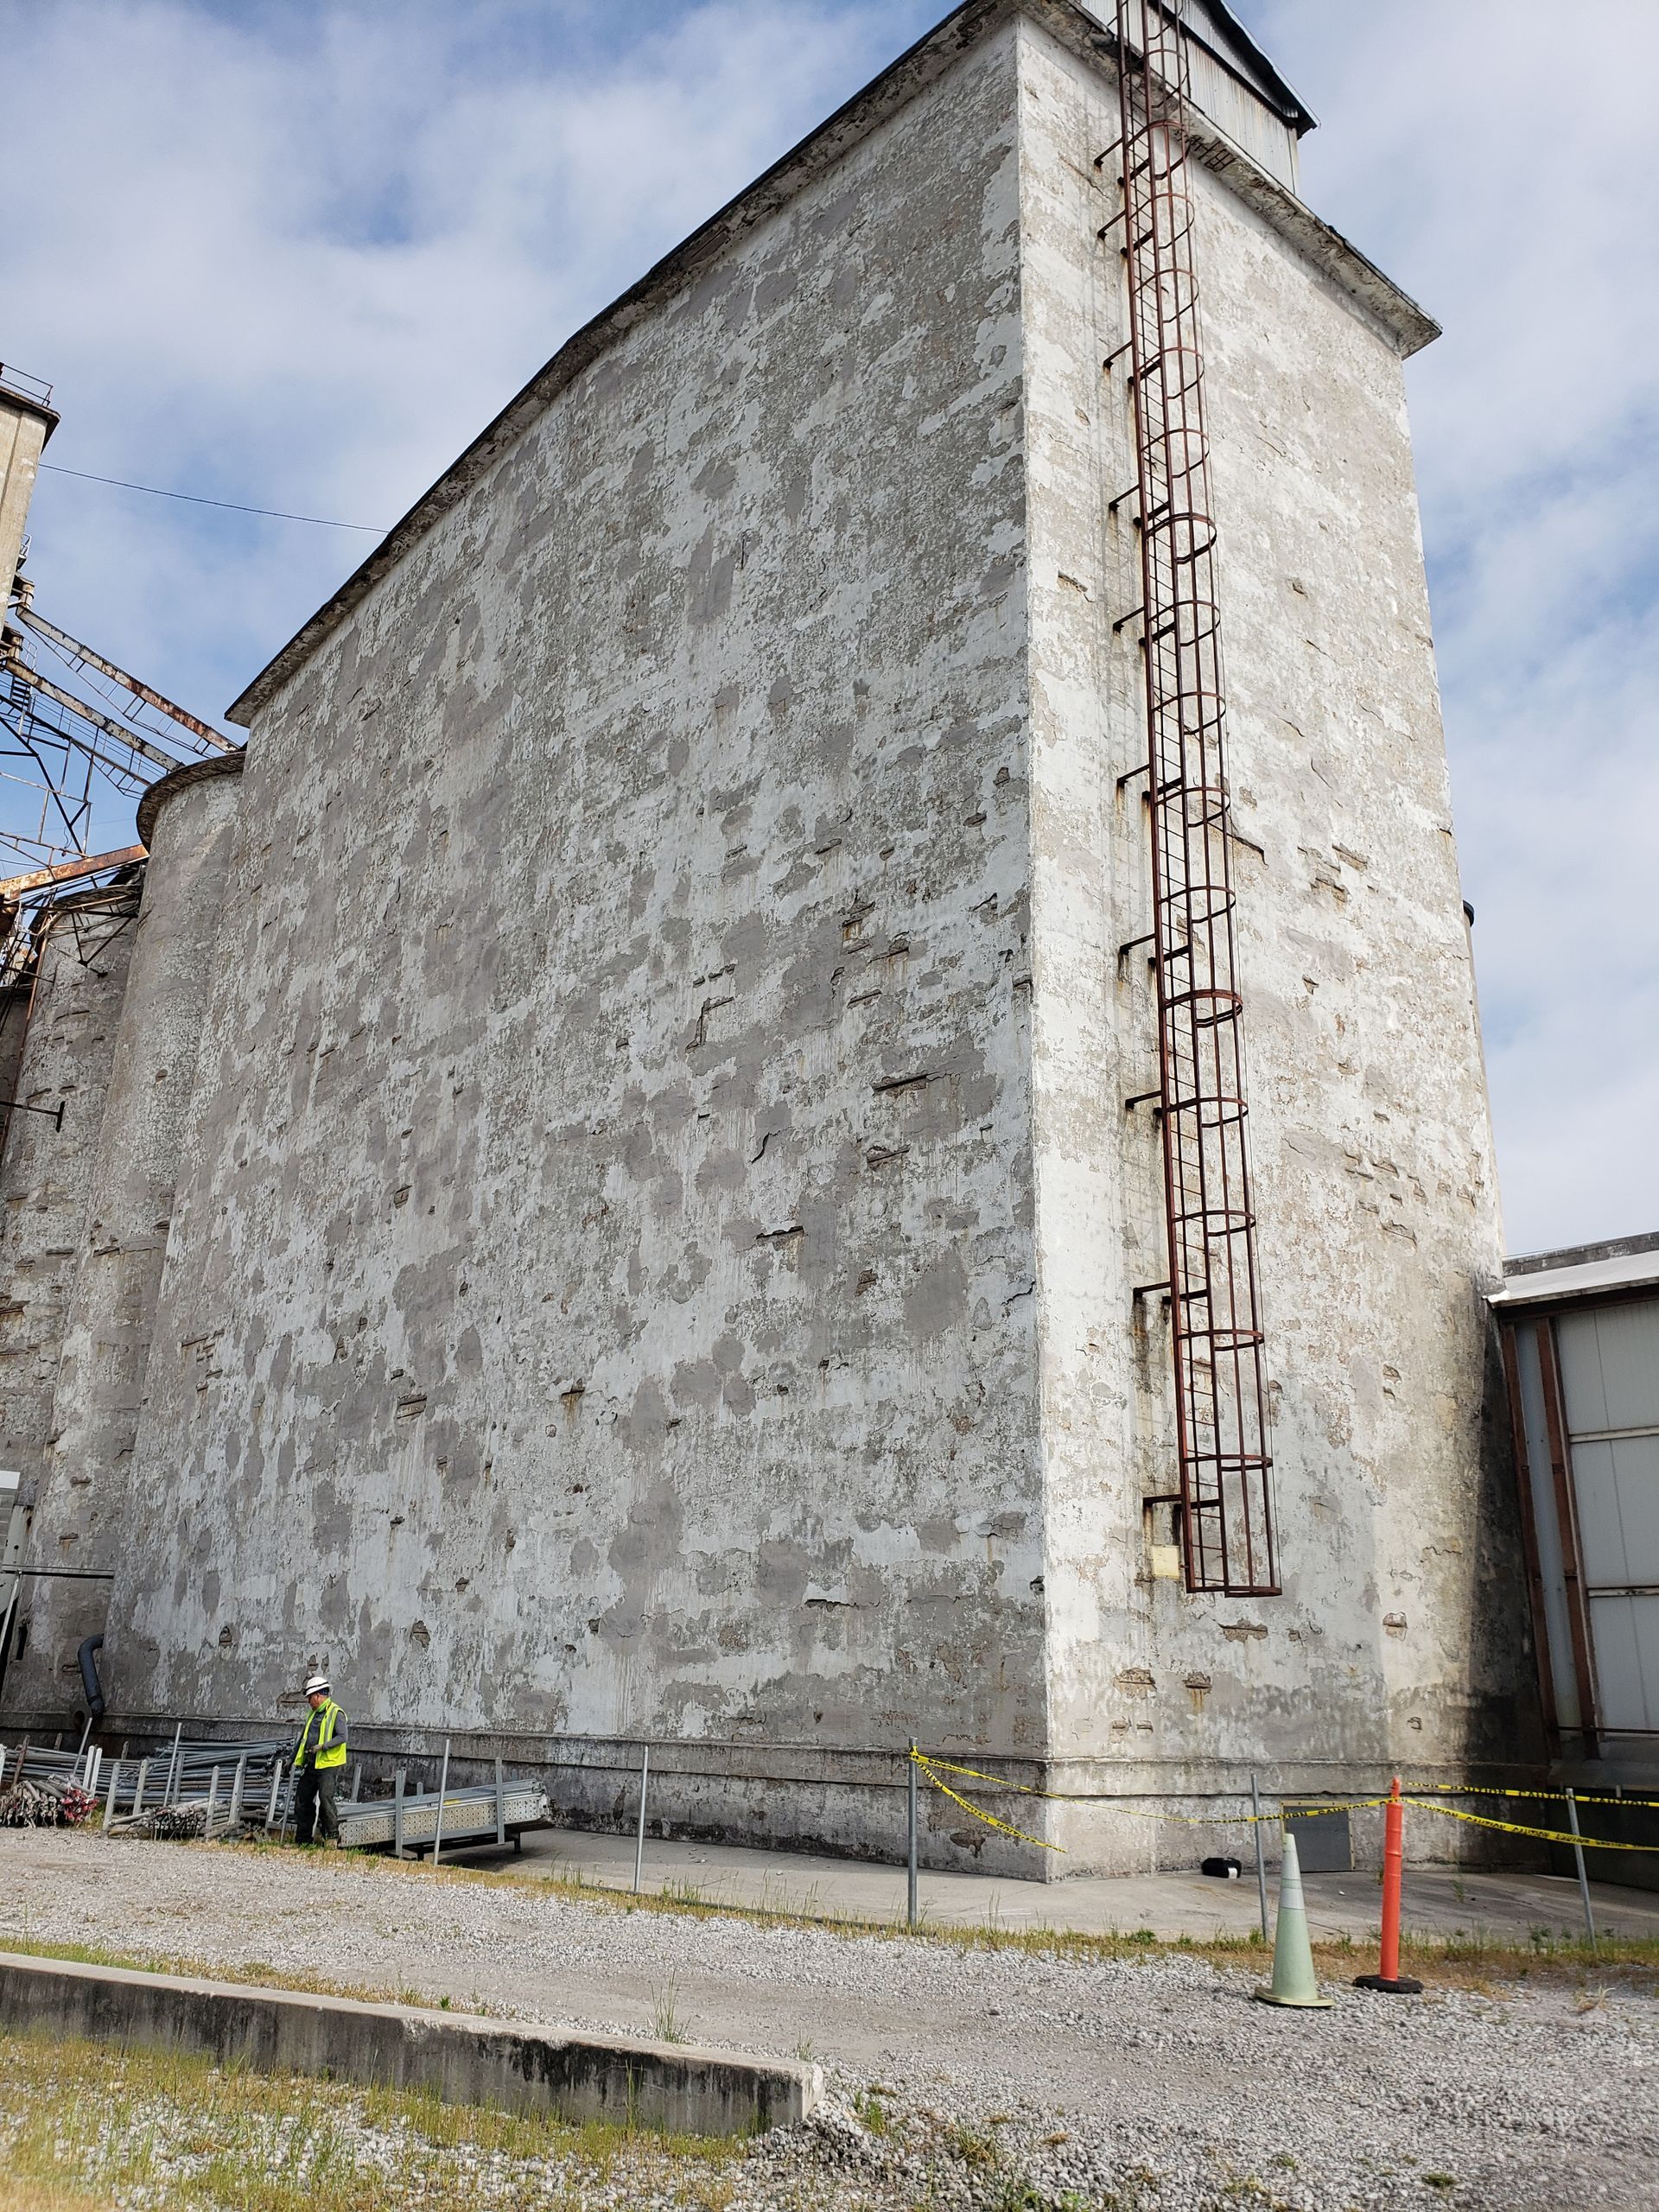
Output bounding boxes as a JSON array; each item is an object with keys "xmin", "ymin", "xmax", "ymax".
[
  {"xmin": 1015, "ymin": 16, "xmax": 1536, "ymax": 1863},
  {"xmin": 108, "ymin": 22, "xmax": 1047, "ymax": 1834},
  {"xmin": 0, "ymin": 906, "xmax": 141, "ymax": 1481},
  {"xmin": 0, "ymin": 391, "xmax": 54, "ymax": 601},
  {"xmin": 0, "ymin": 1950, "xmax": 820, "ymax": 2136},
  {"xmin": 3, "ymin": 763, "xmax": 245, "ymax": 1715},
  {"xmin": 0, "ymin": 987, "xmax": 29, "ymax": 1131},
  {"xmin": 0, "ymin": 888, "xmax": 139, "ymax": 1703},
  {"xmin": 2, "ymin": 4, "xmax": 1535, "ymax": 1871}
]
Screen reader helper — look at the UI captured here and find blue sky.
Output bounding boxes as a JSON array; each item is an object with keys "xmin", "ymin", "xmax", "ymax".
[{"xmin": 6, "ymin": 0, "xmax": 1656, "ymax": 1252}]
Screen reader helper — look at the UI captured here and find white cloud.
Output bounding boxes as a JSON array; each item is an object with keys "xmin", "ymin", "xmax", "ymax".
[
  {"xmin": 8, "ymin": 0, "xmax": 1649, "ymax": 1250},
  {"xmin": 9, "ymin": 0, "xmax": 933, "ymax": 746},
  {"xmin": 1242, "ymin": 0, "xmax": 1659, "ymax": 1249}
]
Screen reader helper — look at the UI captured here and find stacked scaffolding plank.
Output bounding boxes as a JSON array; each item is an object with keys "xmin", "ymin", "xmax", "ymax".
[{"xmin": 1115, "ymin": 0, "xmax": 1277, "ymax": 1594}]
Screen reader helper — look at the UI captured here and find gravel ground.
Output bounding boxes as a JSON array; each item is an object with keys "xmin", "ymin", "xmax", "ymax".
[{"xmin": 3, "ymin": 1828, "xmax": 1656, "ymax": 2210}]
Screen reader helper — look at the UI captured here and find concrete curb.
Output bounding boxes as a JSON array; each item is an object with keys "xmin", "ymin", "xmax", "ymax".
[{"xmin": 0, "ymin": 1951, "xmax": 820, "ymax": 2138}]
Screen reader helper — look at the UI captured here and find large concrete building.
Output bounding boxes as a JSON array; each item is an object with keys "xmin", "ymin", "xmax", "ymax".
[{"xmin": 0, "ymin": 0, "xmax": 1541, "ymax": 1868}]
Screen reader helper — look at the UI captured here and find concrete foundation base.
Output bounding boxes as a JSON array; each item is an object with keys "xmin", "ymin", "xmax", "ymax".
[
  {"xmin": 0, "ymin": 1951, "xmax": 820, "ymax": 2137},
  {"xmin": 0, "ymin": 1713, "xmax": 1555, "ymax": 1878}
]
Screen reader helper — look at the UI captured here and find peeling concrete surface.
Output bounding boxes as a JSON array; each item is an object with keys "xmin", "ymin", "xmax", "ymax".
[
  {"xmin": 0, "ymin": 889, "xmax": 140, "ymax": 1520},
  {"xmin": 1013, "ymin": 18, "xmax": 1533, "ymax": 1850},
  {"xmin": 120, "ymin": 22, "xmax": 1044, "ymax": 1814},
  {"xmin": 0, "ymin": 5, "xmax": 1537, "ymax": 1870}
]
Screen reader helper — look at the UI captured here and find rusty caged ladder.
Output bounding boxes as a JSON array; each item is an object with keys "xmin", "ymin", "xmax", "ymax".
[{"xmin": 1111, "ymin": 0, "xmax": 1278, "ymax": 1595}]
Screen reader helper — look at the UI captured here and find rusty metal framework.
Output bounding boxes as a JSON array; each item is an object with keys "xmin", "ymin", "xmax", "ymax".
[
  {"xmin": 0, "ymin": 577, "xmax": 234, "ymax": 992},
  {"xmin": 1114, "ymin": 0, "xmax": 1277, "ymax": 1593},
  {"xmin": 1, "ymin": 582, "xmax": 230, "ymax": 880},
  {"xmin": 0, "ymin": 863, "xmax": 144, "ymax": 992}
]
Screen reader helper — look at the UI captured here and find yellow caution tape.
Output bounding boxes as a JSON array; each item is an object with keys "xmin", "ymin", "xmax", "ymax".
[
  {"xmin": 909, "ymin": 1751, "xmax": 1052, "ymax": 1799},
  {"xmin": 1402, "ymin": 1787, "xmax": 1659, "ymax": 1812},
  {"xmin": 915, "ymin": 1751, "xmax": 1380, "ymax": 1822},
  {"xmin": 910, "ymin": 1753, "xmax": 1659, "ymax": 1857},
  {"xmin": 913, "ymin": 1755, "xmax": 1061, "ymax": 1853},
  {"xmin": 1405, "ymin": 1800, "xmax": 1659, "ymax": 1853},
  {"xmin": 1255, "ymin": 1799, "xmax": 1400, "ymax": 1819}
]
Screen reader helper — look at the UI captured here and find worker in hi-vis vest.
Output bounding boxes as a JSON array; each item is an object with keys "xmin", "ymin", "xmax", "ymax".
[{"xmin": 291, "ymin": 1673, "xmax": 347, "ymax": 1846}]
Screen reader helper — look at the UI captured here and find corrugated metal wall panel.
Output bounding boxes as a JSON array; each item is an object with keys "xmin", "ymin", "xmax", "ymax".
[
  {"xmin": 1586, "ymin": 1596, "xmax": 1659, "ymax": 1732},
  {"xmin": 1559, "ymin": 1302, "xmax": 1659, "ymax": 1436},
  {"xmin": 1184, "ymin": 42, "xmax": 1299, "ymax": 191},
  {"xmin": 1556, "ymin": 1301, "xmax": 1659, "ymax": 1736},
  {"xmin": 1570, "ymin": 1436, "xmax": 1659, "ymax": 1587}
]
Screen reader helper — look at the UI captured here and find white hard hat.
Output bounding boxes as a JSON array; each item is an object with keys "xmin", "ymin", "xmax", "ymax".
[{"xmin": 303, "ymin": 1674, "xmax": 330, "ymax": 1695}]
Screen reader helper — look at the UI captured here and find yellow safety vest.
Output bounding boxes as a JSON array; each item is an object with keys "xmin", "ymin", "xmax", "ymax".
[{"xmin": 294, "ymin": 1699, "xmax": 347, "ymax": 1772}]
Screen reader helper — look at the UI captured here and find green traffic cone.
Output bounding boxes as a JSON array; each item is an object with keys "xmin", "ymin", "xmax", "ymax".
[{"xmin": 1253, "ymin": 1831, "xmax": 1332, "ymax": 2009}]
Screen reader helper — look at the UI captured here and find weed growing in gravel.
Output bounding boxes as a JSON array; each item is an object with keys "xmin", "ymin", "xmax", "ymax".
[
  {"xmin": 850, "ymin": 2087, "xmax": 889, "ymax": 2136},
  {"xmin": 652, "ymin": 1980, "xmax": 687, "ymax": 2043},
  {"xmin": 941, "ymin": 2119, "xmax": 1000, "ymax": 2171},
  {"xmin": 0, "ymin": 2180, "xmax": 105, "ymax": 2212}
]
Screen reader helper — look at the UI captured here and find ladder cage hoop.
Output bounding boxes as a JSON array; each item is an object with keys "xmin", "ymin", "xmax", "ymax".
[{"xmin": 1116, "ymin": 0, "xmax": 1277, "ymax": 1595}]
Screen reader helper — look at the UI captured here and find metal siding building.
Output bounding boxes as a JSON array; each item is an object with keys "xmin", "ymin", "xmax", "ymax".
[{"xmin": 1495, "ymin": 1237, "xmax": 1659, "ymax": 1764}]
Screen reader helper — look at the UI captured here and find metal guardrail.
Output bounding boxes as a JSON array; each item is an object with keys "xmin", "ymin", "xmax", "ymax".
[{"xmin": 0, "ymin": 364, "xmax": 54, "ymax": 408}]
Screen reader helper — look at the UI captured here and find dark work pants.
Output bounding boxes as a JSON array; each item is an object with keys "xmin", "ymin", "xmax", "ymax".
[{"xmin": 293, "ymin": 1765, "xmax": 339, "ymax": 1844}]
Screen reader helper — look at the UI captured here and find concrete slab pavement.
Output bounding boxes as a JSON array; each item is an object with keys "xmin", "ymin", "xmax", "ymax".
[{"xmin": 499, "ymin": 1826, "xmax": 1659, "ymax": 1947}]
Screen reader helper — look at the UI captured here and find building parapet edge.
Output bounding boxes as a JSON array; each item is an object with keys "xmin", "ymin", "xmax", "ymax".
[
  {"xmin": 225, "ymin": 0, "xmax": 1438, "ymax": 730},
  {"xmin": 134, "ymin": 748, "xmax": 246, "ymax": 849}
]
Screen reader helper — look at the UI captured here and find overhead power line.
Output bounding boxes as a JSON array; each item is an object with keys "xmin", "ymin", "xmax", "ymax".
[{"xmin": 36, "ymin": 461, "xmax": 388, "ymax": 534}]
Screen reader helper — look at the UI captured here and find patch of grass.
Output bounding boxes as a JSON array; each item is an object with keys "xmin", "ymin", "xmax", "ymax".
[
  {"xmin": 659, "ymin": 1878, "xmax": 709, "ymax": 1909},
  {"xmin": 941, "ymin": 2118, "xmax": 1001, "ymax": 2171},
  {"xmin": 851, "ymin": 2087, "xmax": 890, "ymax": 2137},
  {"xmin": 652, "ymin": 1980, "xmax": 687, "ymax": 2044},
  {"xmin": 0, "ymin": 2025, "xmax": 741, "ymax": 2212},
  {"xmin": 0, "ymin": 2176, "xmax": 107, "ymax": 2212}
]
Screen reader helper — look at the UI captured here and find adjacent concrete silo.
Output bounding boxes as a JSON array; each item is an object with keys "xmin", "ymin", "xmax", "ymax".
[
  {"xmin": 3, "ymin": 759, "xmax": 245, "ymax": 1713},
  {"xmin": 0, "ymin": 879, "xmax": 142, "ymax": 1700}
]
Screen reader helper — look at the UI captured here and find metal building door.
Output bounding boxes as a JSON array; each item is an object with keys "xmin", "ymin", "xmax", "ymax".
[{"xmin": 1555, "ymin": 1305, "xmax": 1659, "ymax": 1732}]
